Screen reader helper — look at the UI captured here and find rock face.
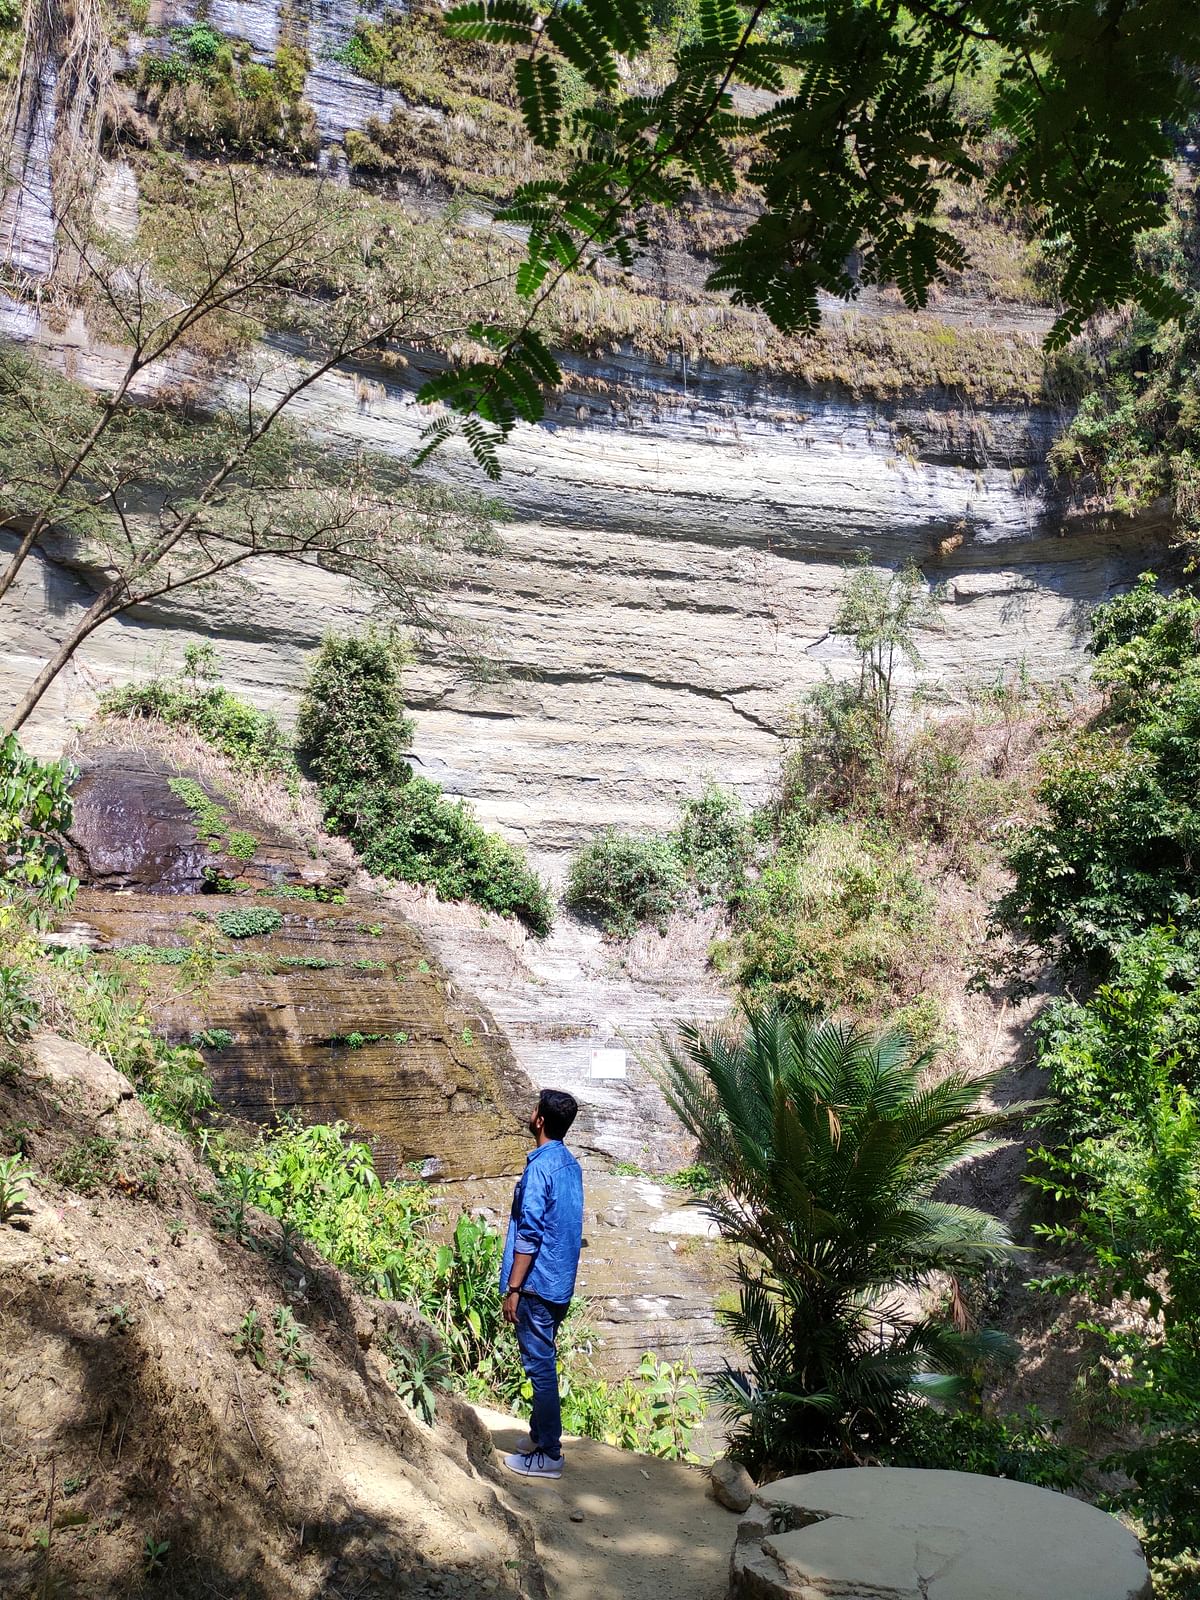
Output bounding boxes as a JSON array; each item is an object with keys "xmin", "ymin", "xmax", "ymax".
[
  {"xmin": 0, "ymin": 303, "xmax": 1170, "ymax": 865},
  {"xmin": 729, "ymin": 1467, "xmax": 1151, "ymax": 1600},
  {"xmin": 66, "ymin": 744, "xmax": 533, "ymax": 1181},
  {"xmin": 63, "ymin": 740, "xmax": 733, "ymax": 1376},
  {"xmin": 0, "ymin": 0, "xmax": 1177, "ymax": 860}
]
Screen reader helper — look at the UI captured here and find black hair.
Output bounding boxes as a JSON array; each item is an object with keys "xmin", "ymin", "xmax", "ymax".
[{"xmin": 538, "ymin": 1088, "xmax": 578, "ymax": 1141}]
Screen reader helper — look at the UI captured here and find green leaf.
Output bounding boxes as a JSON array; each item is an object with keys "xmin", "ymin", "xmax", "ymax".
[
  {"xmin": 444, "ymin": 0, "xmax": 538, "ymax": 43},
  {"xmin": 544, "ymin": 7, "xmax": 619, "ymax": 92},
  {"xmin": 515, "ymin": 56, "xmax": 564, "ymax": 149}
]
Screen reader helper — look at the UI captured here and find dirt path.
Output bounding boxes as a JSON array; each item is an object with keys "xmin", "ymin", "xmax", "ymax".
[{"xmin": 473, "ymin": 1408, "xmax": 736, "ymax": 1600}]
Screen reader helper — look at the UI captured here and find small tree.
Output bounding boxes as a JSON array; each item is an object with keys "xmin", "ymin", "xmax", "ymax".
[
  {"xmin": 0, "ymin": 164, "xmax": 496, "ymax": 733},
  {"xmin": 657, "ymin": 1002, "xmax": 1022, "ymax": 1472},
  {"xmin": 833, "ymin": 557, "xmax": 933, "ymax": 749}
]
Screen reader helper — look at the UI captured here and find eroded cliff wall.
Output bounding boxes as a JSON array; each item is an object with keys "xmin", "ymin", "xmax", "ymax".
[
  {"xmin": 0, "ymin": 294, "xmax": 1169, "ymax": 862},
  {"xmin": 0, "ymin": 1, "xmax": 1173, "ymax": 863}
]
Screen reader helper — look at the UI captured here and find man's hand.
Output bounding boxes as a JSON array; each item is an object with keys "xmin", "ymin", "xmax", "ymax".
[{"xmin": 503, "ymin": 1289, "xmax": 521, "ymax": 1325}]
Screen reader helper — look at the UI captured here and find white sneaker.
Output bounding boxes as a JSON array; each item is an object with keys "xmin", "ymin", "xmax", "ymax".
[
  {"xmin": 503, "ymin": 1449, "xmax": 564, "ymax": 1479},
  {"xmin": 514, "ymin": 1432, "xmax": 566, "ymax": 1456}
]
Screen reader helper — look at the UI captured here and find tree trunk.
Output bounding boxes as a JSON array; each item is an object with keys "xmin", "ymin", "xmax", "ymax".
[{"xmin": 5, "ymin": 584, "xmax": 118, "ymax": 734}]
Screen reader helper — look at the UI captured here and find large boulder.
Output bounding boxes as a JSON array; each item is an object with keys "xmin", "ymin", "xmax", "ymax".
[{"xmin": 729, "ymin": 1466, "xmax": 1150, "ymax": 1600}]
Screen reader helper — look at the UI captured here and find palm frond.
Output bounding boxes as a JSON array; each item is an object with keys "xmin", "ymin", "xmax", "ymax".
[{"xmin": 650, "ymin": 998, "xmax": 1019, "ymax": 1472}]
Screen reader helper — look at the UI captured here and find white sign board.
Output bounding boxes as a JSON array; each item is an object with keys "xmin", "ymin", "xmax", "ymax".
[{"xmin": 590, "ymin": 1047, "xmax": 627, "ymax": 1080}]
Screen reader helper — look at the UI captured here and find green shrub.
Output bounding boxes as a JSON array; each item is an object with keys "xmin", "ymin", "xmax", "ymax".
[
  {"xmin": 780, "ymin": 678, "xmax": 881, "ymax": 818},
  {"xmin": 190, "ymin": 1028, "xmax": 234, "ymax": 1052},
  {"xmin": 215, "ymin": 907, "xmax": 282, "ymax": 940},
  {"xmin": 141, "ymin": 23, "xmax": 225, "ymax": 87},
  {"xmin": 0, "ymin": 735, "xmax": 77, "ymax": 927},
  {"xmin": 102, "ymin": 655, "xmax": 296, "ymax": 782},
  {"xmin": 341, "ymin": 778, "xmax": 554, "ymax": 935},
  {"xmin": 565, "ymin": 830, "xmax": 686, "ymax": 936},
  {"xmin": 673, "ymin": 783, "xmax": 753, "ymax": 903},
  {"xmin": 298, "ymin": 632, "xmax": 553, "ymax": 935},
  {"xmin": 1025, "ymin": 926, "xmax": 1200, "ymax": 1591},
  {"xmin": 295, "ymin": 631, "xmax": 414, "ymax": 793},
  {"xmin": 734, "ymin": 819, "xmax": 929, "ymax": 1009},
  {"xmin": 118, "ymin": 944, "xmax": 191, "ymax": 966},
  {"xmin": 1001, "ymin": 576, "xmax": 1200, "ymax": 966},
  {"xmin": 886, "ymin": 1405, "xmax": 1086, "ymax": 1490},
  {"xmin": 140, "ymin": 26, "xmax": 318, "ymax": 158},
  {"xmin": 227, "ymin": 830, "xmax": 257, "ymax": 861},
  {"xmin": 53, "ymin": 1135, "xmax": 120, "ymax": 1195}
]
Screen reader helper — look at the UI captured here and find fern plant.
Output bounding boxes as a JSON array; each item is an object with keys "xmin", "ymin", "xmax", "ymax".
[{"xmin": 657, "ymin": 1001, "xmax": 1026, "ymax": 1472}]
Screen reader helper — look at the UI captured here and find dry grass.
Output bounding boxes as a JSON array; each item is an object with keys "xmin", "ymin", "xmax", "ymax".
[{"xmin": 81, "ymin": 717, "xmax": 327, "ymax": 849}]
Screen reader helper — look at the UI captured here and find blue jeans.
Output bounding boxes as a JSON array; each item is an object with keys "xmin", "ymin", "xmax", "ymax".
[{"xmin": 515, "ymin": 1292, "xmax": 569, "ymax": 1458}]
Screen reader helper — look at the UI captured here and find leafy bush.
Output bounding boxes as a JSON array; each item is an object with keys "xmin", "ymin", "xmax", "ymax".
[
  {"xmin": 0, "ymin": 966, "xmax": 40, "ymax": 1042},
  {"xmin": 339, "ymin": 777, "xmax": 554, "ymax": 936},
  {"xmin": 140, "ymin": 27, "xmax": 318, "ymax": 158},
  {"xmin": 658, "ymin": 1002, "xmax": 1020, "ymax": 1474},
  {"xmin": 119, "ymin": 944, "xmax": 191, "ymax": 965},
  {"xmin": 734, "ymin": 819, "xmax": 929, "ymax": 1009},
  {"xmin": 298, "ymin": 633, "xmax": 552, "ymax": 935},
  {"xmin": 780, "ymin": 677, "xmax": 882, "ymax": 818},
  {"xmin": 886, "ymin": 1405, "xmax": 1086, "ymax": 1491},
  {"xmin": 102, "ymin": 652, "xmax": 296, "ymax": 783},
  {"xmin": 1001, "ymin": 576, "xmax": 1200, "ymax": 966},
  {"xmin": 997, "ymin": 579, "xmax": 1200, "ymax": 1590},
  {"xmin": 141, "ymin": 23, "xmax": 225, "ymax": 87},
  {"xmin": 215, "ymin": 907, "xmax": 282, "ymax": 940},
  {"xmin": 565, "ymin": 829, "xmax": 686, "ymax": 936},
  {"xmin": 1047, "ymin": 196, "xmax": 1200, "ymax": 549},
  {"xmin": 564, "ymin": 784, "xmax": 755, "ymax": 937},
  {"xmin": 0, "ymin": 735, "xmax": 77, "ymax": 927},
  {"xmin": 1024, "ymin": 927, "xmax": 1200, "ymax": 1590},
  {"xmin": 673, "ymin": 783, "xmax": 754, "ymax": 903},
  {"xmin": 295, "ymin": 631, "xmax": 415, "ymax": 794},
  {"xmin": 190, "ymin": 1028, "xmax": 234, "ymax": 1052}
]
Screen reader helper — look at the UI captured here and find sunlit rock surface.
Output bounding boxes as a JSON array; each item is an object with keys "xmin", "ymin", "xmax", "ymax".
[
  {"xmin": 0, "ymin": 297, "xmax": 1169, "ymax": 863},
  {"xmin": 730, "ymin": 1467, "xmax": 1151, "ymax": 1600}
]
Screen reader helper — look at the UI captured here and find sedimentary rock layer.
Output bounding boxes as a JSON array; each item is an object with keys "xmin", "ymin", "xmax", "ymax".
[{"xmin": 0, "ymin": 297, "xmax": 1169, "ymax": 862}]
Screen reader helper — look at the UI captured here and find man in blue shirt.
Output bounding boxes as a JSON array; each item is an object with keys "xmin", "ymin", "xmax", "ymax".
[{"xmin": 500, "ymin": 1088, "xmax": 584, "ymax": 1479}]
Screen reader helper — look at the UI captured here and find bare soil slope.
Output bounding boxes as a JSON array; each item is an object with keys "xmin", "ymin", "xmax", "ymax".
[
  {"xmin": 0, "ymin": 1034, "xmax": 544, "ymax": 1600},
  {"xmin": 475, "ymin": 1409, "xmax": 735, "ymax": 1600}
]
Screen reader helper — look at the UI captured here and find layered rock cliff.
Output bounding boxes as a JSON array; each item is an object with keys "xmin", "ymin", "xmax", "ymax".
[
  {"xmin": 1, "ymin": 306, "xmax": 1170, "ymax": 861},
  {"xmin": 0, "ymin": 2, "xmax": 1174, "ymax": 862}
]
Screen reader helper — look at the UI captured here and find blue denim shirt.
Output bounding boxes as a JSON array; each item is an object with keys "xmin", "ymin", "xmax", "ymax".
[{"xmin": 500, "ymin": 1140, "xmax": 584, "ymax": 1305}]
